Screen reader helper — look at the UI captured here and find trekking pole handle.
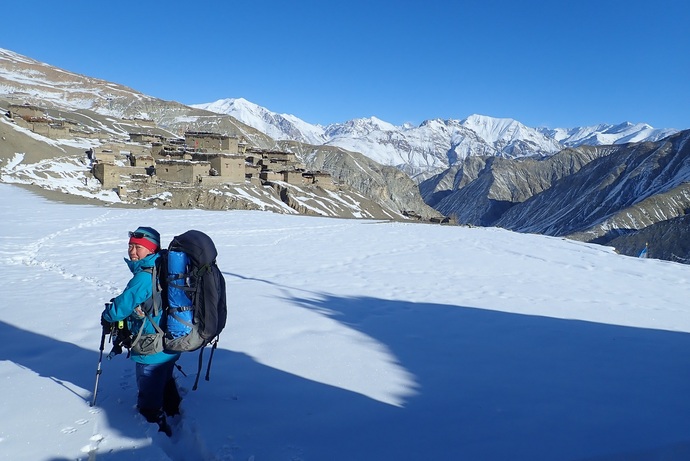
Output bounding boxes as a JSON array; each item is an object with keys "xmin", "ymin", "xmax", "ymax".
[{"xmin": 99, "ymin": 328, "xmax": 107, "ymax": 351}]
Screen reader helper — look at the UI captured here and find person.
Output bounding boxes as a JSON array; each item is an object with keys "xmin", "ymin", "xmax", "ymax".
[{"xmin": 101, "ymin": 226, "xmax": 181, "ymax": 436}]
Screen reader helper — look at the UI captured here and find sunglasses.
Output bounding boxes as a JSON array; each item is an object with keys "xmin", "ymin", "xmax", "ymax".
[{"xmin": 129, "ymin": 231, "xmax": 150, "ymax": 239}]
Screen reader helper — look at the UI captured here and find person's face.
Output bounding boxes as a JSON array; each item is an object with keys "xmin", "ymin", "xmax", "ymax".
[{"xmin": 128, "ymin": 243, "xmax": 152, "ymax": 261}]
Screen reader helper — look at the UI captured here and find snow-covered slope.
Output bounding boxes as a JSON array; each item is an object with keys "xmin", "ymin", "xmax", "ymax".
[
  {"xmin": 4, "ymin": 182, "xmax": 690, "ymax": 460},
  {"xmin": 0, "ymin": 48, "xmax": 159, "ymax": 118}
]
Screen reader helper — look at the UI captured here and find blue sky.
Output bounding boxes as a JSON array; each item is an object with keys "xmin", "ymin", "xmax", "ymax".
[{"xmin": 4, "ymin": 0, "xmax": 689, "ymax": 129}]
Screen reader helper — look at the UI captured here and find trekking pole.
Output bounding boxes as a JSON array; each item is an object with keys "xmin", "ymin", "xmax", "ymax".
[{"xmin": 91, "ymin": 325, "xmax": 108, "ymax": 407}]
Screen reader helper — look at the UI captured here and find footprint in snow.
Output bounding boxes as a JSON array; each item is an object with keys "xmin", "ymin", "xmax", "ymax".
[{"xmin": 61, "ymin": 418, "xmax": 89, "ymax": 434}]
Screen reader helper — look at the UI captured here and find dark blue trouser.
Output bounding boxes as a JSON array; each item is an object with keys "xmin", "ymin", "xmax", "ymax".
[{"xmin": 135, "ymin": 360, "xmax": 180, "ymax": 421}]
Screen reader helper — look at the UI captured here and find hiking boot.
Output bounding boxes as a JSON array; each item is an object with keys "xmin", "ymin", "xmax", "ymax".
[
  {"xmin": 138, "ymin": 407, "xmax": 173, "ymax": 437},
  {"xmin": 157, "ymin": 416, "xmax": 172, "ymax": 437},
  {"xmin": 138, "ymin": 407, "xmax": 161, "ymax": 423}
]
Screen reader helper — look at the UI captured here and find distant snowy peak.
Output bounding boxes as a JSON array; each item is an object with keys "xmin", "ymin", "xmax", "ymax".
[
  {"xmin": 538, "ymin": 122, "xmax": 677, "ymax": 147},
  {"xmin": 192, "ymin": 98, "xmax": 327, "ymax": 145},
  {"xmin": 191, "ymin": 99, "xmax": 565, "ymax": 172},
  {"xmin": 191, "ymin": 97, "xmax": 683, "ymax": 182},
  {"xmin": 459, "ymin": 114, "xmax": 562, "ymax": 153},
  {"xmin": 194, "ymin": 96, "xmax": 679, "ymax": 158},
  {"xmin": 324, "ymin": 116, "xmax": 400, "ymax": 139},
  {"xmin": 462, "ymin": 114, "xmax": 538, "ymax": 142},
  {"xmin": 461, "ymin": 114, "xmax": 522, "ymax": 143}
]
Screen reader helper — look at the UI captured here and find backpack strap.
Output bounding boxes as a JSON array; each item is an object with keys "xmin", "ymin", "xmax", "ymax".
[
  {"xmin": 130, "ymin": 264, "xmax": 164, "ymax": 351},
  {"xmin": 191, "ymin": 335, "xmax": 220, "ymax": 391},
  {"xmin": 167, "ymin": 307, "xmax": 195, "ymax": 329},
  {"xmin": 192, "ymin": 347, "xmax": 204, "ymax": 391},
  {"xmin": 152, "ymin": 263, "xmax": 159, "ymax": 317},
  {"xmin": 205, "ymin": 336, "xmax": 219, "ymax": 381},
  {"xmin": 141, "ymin": 265, "xmax": 161, "ymax": 317},
  {"xmin": 130, "ymin": 312, "xmax": 165, "ymax": 350}
]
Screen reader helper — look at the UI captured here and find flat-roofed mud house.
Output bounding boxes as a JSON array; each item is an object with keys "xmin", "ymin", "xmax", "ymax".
[
  {"xmin": 246, "ymin": 149, "xmax": 302, "ymax": 169},
  {"xmin": 8, "ymin": 104, "xmax": 75, "ymax": 138},
  {"xmin": 130, "ymin": 154, "xmax": 156, "ymax": 168},
  {"xmin": 185, "ymin": 131, "xmax": 240, "ymax": 153},
  {"xmin": 302, "ymin": 171, "xmax": 335, "ymax": 190},
  {"xmin": 245, "ymin": 163, "xmax": 262, "ymax": 183},
  {"xmin": 191, "ymin": 153, "xmax": 246, "ymax": 183},
  {"xmin": 281, "ymin": 170, "xmax": 304, "ymax": 185},
  {"xmin": 94, "ymin": 128, "xmax": 338, "ymax": 196},
  {"xmin": 93, "ymin": 163, "xmax": 120, "ymax": 189},
  {"xmin": 7, "ymin": 103, "xmax": 45, "ymax": 120},
  {"xmin": 92, "ymin": 149, "xmax": 117, "ymax": 164},
  {"xmin": 92, "ymin": 154, "xmax": 154, "ymax": 190},
  {"xmin": 151, "ymin": 142, "xmax": 194, "ymax": 160},
  {"xmin": 155, "ymin": 159, "xmax": 212, "ymax": 184},
  {"xmin": 30, "ymin": 120, "xmax": 71, "ymax": 138},
  {"xmin": 259, "ymin": 170, "xmax": 284, "ymax": 182},
  {"xmin": 130, "ymin": 133, "xmax": 165, "ymax": 144},
  {"xmin": 100, "ymin": 142, "xmax": 150, "ymax": 158}
]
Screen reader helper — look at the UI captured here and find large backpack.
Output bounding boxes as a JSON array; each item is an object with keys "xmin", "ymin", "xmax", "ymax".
[
  {"xmin": 118, "ymin": 230, "xmax": 227, "ymax": 389},
  {"xmin": 159, "ymin": 230, "xmax": 227, "ymax": 389}
]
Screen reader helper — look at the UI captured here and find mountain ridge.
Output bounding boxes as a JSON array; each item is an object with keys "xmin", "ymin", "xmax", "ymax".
[
  {"xmin": 2, "ymin": 46, "xmax": 689, "ymax": 262},
  {"xmin": 192, "ymin": 97, "xmax": 678, "ymax": 182},
  {"xmin": 0, "ymin": 47, "xmax": 441, "ymax": 220}
]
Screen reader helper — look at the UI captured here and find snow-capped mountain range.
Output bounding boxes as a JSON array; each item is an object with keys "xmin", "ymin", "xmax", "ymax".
[
  {"xmin": 3, "ymin": 46, "xmax": 689, "ymax": 262},
  {"xmin": 193, "ymin": 98, "xmax": 678, "ymax": 181},
  {"xmin": 0, "ymin": 45, "xmax": 677, "ymax": 184}
]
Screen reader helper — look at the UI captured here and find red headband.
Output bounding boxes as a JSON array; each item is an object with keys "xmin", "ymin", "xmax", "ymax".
[{"xmin": 129, "ymin": 236, "xmax": 158, "ymax": 253}]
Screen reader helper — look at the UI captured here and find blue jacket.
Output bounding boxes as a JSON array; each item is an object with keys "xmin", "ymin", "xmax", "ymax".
[{"xmin": 103, "ymin": 253, "xmax": 180, "ymax": 365}]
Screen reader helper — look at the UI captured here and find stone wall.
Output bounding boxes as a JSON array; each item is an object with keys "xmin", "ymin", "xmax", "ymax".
[
  {"xmin": 31, "ymin": 123, "xmax": 70, "ymax": 138},
  {"xmin": 130, "ymin": 133, "xmax": 164, "ymax": 143},
  {"xmin": 185, "ymin": 132, "xmax": 239, "ymax": 153},
  {"xmin": 156, "ymin": 160, "xmax": 210, "ymax": 183},
  {"xmin": 282, "ymin": 170, "xmax": 303, "ymax": 185},
  {"xmin": 93, "ymin": 163, "xmax": 120, "ymax": 189},
  {"xmin": 8, "ymin": 103, "xmax": 44, "ymax": 119},
  {"xmin": 260, "ymin": 170, "xmax": 283, "ymax": 182},
  {"xmin": 192, "ymin": 153, "xmax": 245, "ymax": 183},
  {"xmin": 93, "ymin": 151, "xmax": 117, "ymax": 164},
  {"xmin": 131, "ymin": 155, "xmax": 155, "ymax": 168}
]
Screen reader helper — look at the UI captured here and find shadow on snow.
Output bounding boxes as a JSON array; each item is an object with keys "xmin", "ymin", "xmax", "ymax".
[
  {"xmin": 281, "ymin": 293, "xmax": 690, "ymax": 461},
  {"xmin": 3, "ymin": 288, "xmax": 690, "ymax": 460}
]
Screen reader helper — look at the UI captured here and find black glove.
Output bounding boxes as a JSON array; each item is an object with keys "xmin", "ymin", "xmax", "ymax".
[
  {"xmin": 101, "ymin": 315, "xmax": 111, "ymax": 332},
  {"xmin": 101, "ymin": 299, "xmax": 116, "ymax": 331}
]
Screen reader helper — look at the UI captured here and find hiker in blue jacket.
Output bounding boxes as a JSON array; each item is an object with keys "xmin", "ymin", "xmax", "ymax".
[{"xmin": 101, "ymin": 226, "xmax": 181, "ymax": 436}]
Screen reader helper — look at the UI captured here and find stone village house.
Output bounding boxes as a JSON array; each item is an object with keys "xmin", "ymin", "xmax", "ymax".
[
  {"xmin": 6, "ymin": 103, "xmax": 100, "ymax": 139},
  {"xmin": 93, "ymin": 130, "xmax": 334, "ymax": 192}
]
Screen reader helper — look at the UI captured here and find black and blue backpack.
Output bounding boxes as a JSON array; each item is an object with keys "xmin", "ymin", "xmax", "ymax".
[
  {"xmin": 162, "ymin": 230, "xmax": 227, "ymax": 389},
  {"xmin": 163, "ymin": 230, "xmax": 226, "ymax": 348},
  {"xmin": 129, "ymin": 230, "xmax": 227, "ymax": 390}
]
